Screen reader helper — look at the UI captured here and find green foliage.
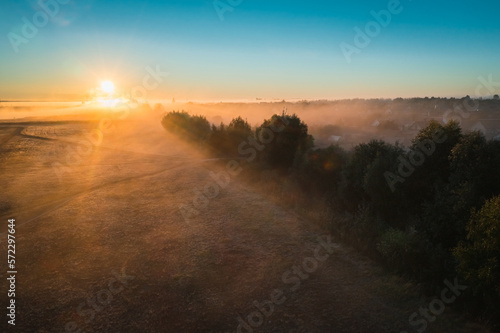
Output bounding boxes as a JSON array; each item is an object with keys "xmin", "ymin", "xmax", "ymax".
[
  {"xmin": 331, "ymin": 203, "xmax": 386, "ymax": 256},
  {"xmin": 161, "ymin": 111, "xmax": 211, "ymax": 143},
  {"xmin": 293, "ymin": 145, "xmax": 347, "ymax": 195},
  {"xmin": 454, "ymin": 195, "xmax": 500, "ymax": 297},
  {"xmin": 161, "ymin": 110, "xmax": 500, "ymax": 322},
  {"xmin": 449, "ymin": 133, "xmax": 500, "ymax": 210},
  {"xmin": 362, "ymin": 143, "xmax": 407, "ymax": 226},
  {"xmin": 163, "ymin": 113, "xmax": 253, "ymax": 156},
  {"xmin": 405, "ymin": 120, "xmax": 462, "ymax": 207},
  {"xmin": 338, "ymin": 140, "xmax": 404, "ymax": 219},
  {"xmin": 256, "ymin": 112, "xmax": 313, "ymax": 170},
  {"xmin": 377, "ymin": 228, "xmax": 415, "ymax": 271},
  {"xmin": 376, "ymin": 228, "xmax": 447, "ymax": 283},
  {"xmin": 420, "ymin": 132, "xmax": 500, "ymax": 250},
  {"xmin": 207, "ymin": 122, "xmax": 229, "ymax": 154},
  {"xmin": 227, "ymin": 116, "xmax": 252, "ymax": 139},
  {"xmin": 226, "ymin": 116, "xmax": 253, "ymax": 154}
]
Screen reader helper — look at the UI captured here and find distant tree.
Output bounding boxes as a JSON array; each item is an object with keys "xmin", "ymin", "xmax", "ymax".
[
  {"xmin": 378, "ymin": 120, "xmax": 399, "ymax": 131},
  {"xmin": 494, "ymin": 94, "xmax": 499, "ymax": 100},
  {"xmin": 154, "ymin": 103, "xmax": 164, "ymax": 113}
]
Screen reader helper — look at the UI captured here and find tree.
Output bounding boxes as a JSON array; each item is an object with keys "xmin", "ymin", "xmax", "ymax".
[
  {"xmin": 226, "ymin": 116, "xmax": 253, "ymax": 154},
  {"xmin": 362, "ymin": 142, "xmax": 408, "ymax": 226},
  {"xmin": 338, "ymin": 140, "xmax": 405, "ymax": 221},
  {"xmin": 405, "ymin": 120, "xmax": 462, "ymax": 208},
  {"xmin": 161, "ymin": 111, "xmax": 211, "ymax": 143},
  {"xmin": 420, "ymin": 132, "xmax": 500, "ymax": 249},
  {"xmin": 256, "ymin": 112, "xmax": 313, "ymax": 170},
  {"xmin": 454, "ymin": 195, "xmax": 500, "ymax": 298},
  {"xmin": 207, "ymin": 122, "xmax": 229, "ymax": 154},
  {"xmin": 449, "ymin": 132, "xmax": 500, "ymax": 208}
]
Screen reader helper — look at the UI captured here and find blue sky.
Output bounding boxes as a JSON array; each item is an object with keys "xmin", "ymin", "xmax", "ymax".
[{"xmin": 1, "ymin": 0, "xmax": 500, "ymax": 101}]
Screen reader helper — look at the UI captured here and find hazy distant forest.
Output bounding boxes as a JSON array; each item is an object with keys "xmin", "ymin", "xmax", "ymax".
[{"xmin": 162, "ymin": 98, "xmax": 500, "ymax": 327}]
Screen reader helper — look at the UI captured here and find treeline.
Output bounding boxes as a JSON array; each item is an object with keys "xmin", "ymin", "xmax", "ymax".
[{"xmin": 162, "ymin": 110, "xmax": 500, "ymax": 326}]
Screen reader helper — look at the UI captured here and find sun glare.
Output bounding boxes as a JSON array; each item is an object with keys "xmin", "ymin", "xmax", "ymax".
[{"xmin": 101, "ymin": 80, "xmax": 115, "ymax": 94}]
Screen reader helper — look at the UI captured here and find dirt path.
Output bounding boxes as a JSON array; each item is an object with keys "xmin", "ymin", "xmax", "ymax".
[{"xmin": 0, "ymin": 116, "xmax": 490, "ymax": 333}]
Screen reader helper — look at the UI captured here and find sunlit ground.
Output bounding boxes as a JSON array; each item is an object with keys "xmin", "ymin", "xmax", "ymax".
[{"xmin": 0, "ymin": 105, "xmax": 491, "ymax": 332}]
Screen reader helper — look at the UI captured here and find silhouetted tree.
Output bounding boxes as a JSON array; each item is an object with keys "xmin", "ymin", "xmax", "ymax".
[
  {"xmin": 256, "ymin": 112, "xmax": 313, "ymax": 170},
  {"xmin": 161, "ymin": 111, "xmax": 211, "ymax": 143},
  {"xmin": 405, "ymin": 120, "xmax": 462, "ymax": 209},
  {"xmin": 226, "ymin": 116, "xmax": 253, "ymax": 154}
]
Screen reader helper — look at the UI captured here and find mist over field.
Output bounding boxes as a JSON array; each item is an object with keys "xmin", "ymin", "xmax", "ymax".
[
  {"xmin": 0, "ymin": 97, "xmax": 499, "ymax": 332},
  {"xmin": 2, "ymin": 0, "xmax": 500, "ymax": 332}
]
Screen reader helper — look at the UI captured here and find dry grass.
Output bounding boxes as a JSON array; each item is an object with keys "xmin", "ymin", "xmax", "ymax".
[{"xmin": 0, "ymin": 110, "xmax": 492, "ymax": 332}]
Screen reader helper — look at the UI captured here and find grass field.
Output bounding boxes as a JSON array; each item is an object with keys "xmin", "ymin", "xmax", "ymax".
[{"xmin": 0, "ymin": 110, "xmax": 491, "ymax": 333}]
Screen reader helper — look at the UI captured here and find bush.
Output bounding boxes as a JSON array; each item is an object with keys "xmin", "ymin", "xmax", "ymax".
[{"xmin": 377, "ymin": 228, "xmax": 425, "ymax": 275}]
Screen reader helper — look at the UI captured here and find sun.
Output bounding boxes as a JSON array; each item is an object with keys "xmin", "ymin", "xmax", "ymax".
[{"xmin": 100, "ymin": 80, "xmax": 115, "ymax": 94}]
